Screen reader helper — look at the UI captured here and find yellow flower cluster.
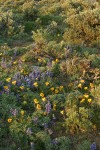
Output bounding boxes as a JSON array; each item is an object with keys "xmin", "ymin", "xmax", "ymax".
[
  {"xmin": 36, "ymin": 104, "xmax": 41, "ymax": 110},
  {"xmin": 20, "ymin": 110, "xmax": 25, "ymax": 115},
  {"xmin": 60, "ymin": 110, "xmax": 64, "ymax": 115},
  {"xmin": 78, "ymin": 83, "xmax": 82, "ymax": 88},
  {"xmin": 4, "ymin": 86, "xmax": 9, "ymax": 90},
  {"xmin": 59, "ymin": 86, "xmax": 63, "ymax": 91},
  {"xmin": 6, "ymin": 78, "xmax": 11, "ymax": 82},
  {"xmin": 23, "ymin": 101, "xmax": 27, "ymax": 105},
  {"xmin": 90, "ymin": 83, "xmax": 94, "ymax": 88},
  {"xmin": 34, "ymin": 98, "xmax": 38, "ymax": 104},
  {"xmin": 13, "ymin": 61, "xmax": 17, "ymax": 65},
  {"xmin": 0, "ymin": 53, "xmax": 3, "ymax": 56},
  {"xmin": 50, "ymin": 87, "xmax": 54, "ymax": 91},
  {"xmin": 33, "ymin": 82, "xmax": 38, "ymax": 87},
  {"xmin": 12, "ymin": 81, "xmax": 17, "ymax": 85},
  {"xmin": 40, "ymin": 93, "xmax": 44, "ymax": 97},
  {"xmin": 78, "ymin": 79, "xmax": 85, "ymax": 88},
  {"xmin": 80, "ymin": 79, "xmax": 85, "ymax": 83},
  {"xmin": 20, "ymin": 86, "xmax": 24, "ymax": 90},
  {"xmin": 38, "ymin": 58, "xmax": 42, "ymax": 62},
  {"xmin": 55, "ymin": 89, "xmax": 59, "ymax": 94},
  {"xmin": 87, "ymin": 98, "xmax": 92, "ymax": 103},
  {"xmin": 21, "ymin": 69, "xmax": 24, "ymax": 73},
  {"xmin": 55, "ymin": 59, "xmax": 59, "ymax": 63},
  {"xmin": 84, "ymin": 87, "xmax": 88, "ymax": 90},
  {"xmin": 7, "ymin": 118, "xmax": 12, "ymax": 123},
  {"xmin": 80, "ymin": 97, "xmax": 92, "ymax": 103},
  {"xmin": 45, "ymin": 82, "xmax": 49, "ymax": 86},
  {"xmin": 84, "ymin": 94, "xmax": 89, "ymax": 99},
  {"xmin": 80, "ymin": 99, "xmax": 85, "ymax": 103},
  {"xmin": 53, "ymin": 104, "xmax": 56, "ymax": 110},
  {"xmin": 42, "ymin": 97, "xmax": 46, "ymax": 102}
]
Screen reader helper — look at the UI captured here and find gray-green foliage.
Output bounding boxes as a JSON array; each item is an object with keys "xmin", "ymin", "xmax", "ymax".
[{"xmin": 77, "ymin": 140, "xmax": 91, "ymax": 150}]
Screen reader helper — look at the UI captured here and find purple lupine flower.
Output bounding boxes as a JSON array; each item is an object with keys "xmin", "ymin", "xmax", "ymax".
[
  {"xmin": 45, "ymin": 101, "xmax": 51, "ymax": 114},
  {"xmin": 90, "ymin": 142, "xmax": 96, "ymax": 150}
]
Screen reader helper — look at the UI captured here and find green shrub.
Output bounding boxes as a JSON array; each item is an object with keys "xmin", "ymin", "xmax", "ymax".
[
  {"xmin": 63, "ymin": 0, "xmax": 100, "ymax": 46},
  {"xmin": 77, "ymin": 140, "xmax": 91, "ymax": 150}
]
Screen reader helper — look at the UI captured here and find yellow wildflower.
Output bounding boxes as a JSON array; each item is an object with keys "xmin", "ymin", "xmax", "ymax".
[
  {"xmin": 55, "ymin": 59, "xmax": 59, "ymax": 63},
  {"xmin": 59, "ymin": 85, "xmax": 63, "ymax": 91},
  {"xmin": 20, "ymin": 86, "xmax": 24, "ymax": 90},
  {"xmin": 45, "ymin": 82, "xmax": 49, "ymax": 86},
  {"xmin": 4, "ymin": 86, "xmax": 9, "ymax": 90},
  {"xmin": 42, "ymin": 97, "xmax": 46, "ymax": 102},
  {"xmin": 84, "ymin": 94, "xmax": 89, "ymax": 98},
  {"xmin": 38, "ymin": 58, "xmax": 42, "ymax": 62},
  {"xmin": 0, "ymin": 53, "xmax": 3, "ymax": 56},
  {"xmin": 60, "ymin": 110, "xmax": 64, "ymax": 115},
  {"xmin": 52, "ymin": 60, "xmax": 55, "ymax": 66},
  {"xmin": 12, "ymin": 80, "xmax": 16, "ymax": 85},
  {"xmin": 33, "ymin": 82, "xmax": 38, "ymax": 87},
  {"xmin": 90, "ymin": 83, "xmax": 94, "ymax": 88},
  {"xmin": 87, "ymin": 98, "xmax": 92, "ymax": 103},
  {"xmin": 36, "ymin": 104, "xmax": 41, "ymax": 110},
  {"xmin": 44, "ymin": 60, "xmax": 46, "ymax": 63},
  {"xmin": 93, "ymin": 125, "xmax": 97, "ymax": 131},
  {"xmin": 34, "ymin": 98, "xmax": 38, "ymax": 104},
  {"xmin": 84, "ymin": 87, "xmax": 88, "ymax": 90},
  {"xmin": 21, "ymin": 69, "xmax": 24, "ymax": 73},
  {"xmin": 22, "ymin": 58, "xmax": 25, "ymax": 62},
  {"xmin": 6, "ymin": 78, "xmax": 11, "ymax": 82},
  {"xmin": 55, "ymin": 89, "xmax": 59, "ymax": 94},
  {"xmin": 24, "ymin": 71, "xmax": 28, "ymax": 75},
  {"xmin": 20, "ymin": 110, "xmax": 25, "ymax": 115},
  {"xmin": 23, "ymin": 101, "xmax": 27, "ymax": 105},
  {"xmin": 78, "ymin": 83, "xmax": 82, "ymax": 88},
  {"xmin": 44, "ymin": 112, "xmax": 47, "ymax": 115},
  {"xmin": 50, "ymin": 87, "xmax": 54, "ymax": 91},
  {"xmin": 80, "ymin": 79, "xmax": 85, "ymax": 83},
  {"xmin": 7, "ymin": 118, "xmax": 12, "ymax": 123},
  {"xmin": 13, "ymin": 61, "xmax": 17, "ymax": 65},
  {"xmin": 40, "ymin": 93, "xmax": 44, "ymax": 97},
  {"xmin": 80, "ymin": 99, "xmax": 85, "ymax": 103},
  {"xmin": 53, "ymin": 104, "xmax": 56, "ymax": 110}
]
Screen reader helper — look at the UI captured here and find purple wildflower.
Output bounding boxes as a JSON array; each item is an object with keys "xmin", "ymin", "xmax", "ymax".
[{"xmin": 90, "ymin": 142, "xmax": 96, "ymax": 150}]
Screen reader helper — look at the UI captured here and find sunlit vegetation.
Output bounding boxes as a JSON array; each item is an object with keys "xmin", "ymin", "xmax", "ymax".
[{"xmin": 0, "ymin": 0, "xmax": 100, "ymax": 149}]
